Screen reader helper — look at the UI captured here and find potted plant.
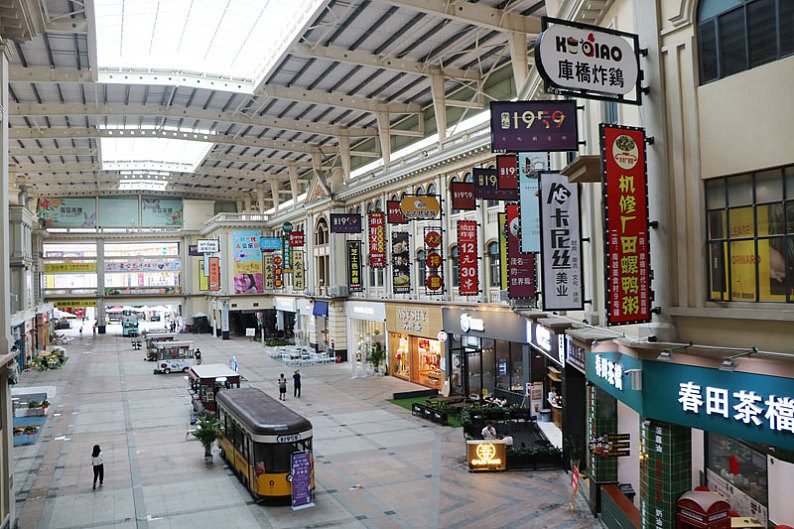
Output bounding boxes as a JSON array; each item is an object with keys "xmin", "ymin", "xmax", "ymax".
[
  {"xmin": 190, "ymin": 411, "xmax": 221, "ymax": 463},
  {"xmin": 367, "ymin": 340, "xmax": 385, "ymax": 376},
  {"xmin": 40, "ymin": 400, "xmax": 50, "ymax": 410}
]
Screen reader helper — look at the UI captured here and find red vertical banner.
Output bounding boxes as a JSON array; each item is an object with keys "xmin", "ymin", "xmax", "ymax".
[
  {"xmin": 369, "ymin": 212, "xmax": 386, "ymax": 267},
  {"xmin": 209, "ymin": 257, "xmax": 220, "ymax": 291},
  {"xmin": 506, "ymin": 204, "xmax": 536, "ymax": 299},
  {"xmin": 451, "ymin": 182, "xmax": 476, "ymax": 210},
  {"xmin": 601, "ymin": 124, "xmax": 650, "ymax": 325},
  {"xmin": 424, "ymin": 228, "xmax": 444, "ymax": 294},
  {"xmin": 497, "ymin": 154, "xmax": 519, "ymax": 189},
  {"xmin": 387, "ymin": 200, "xmax": 407, "ymax": 224},
  {"xmin": 457, "ymin": 220, "xmax": 479, "ymax": 296}
]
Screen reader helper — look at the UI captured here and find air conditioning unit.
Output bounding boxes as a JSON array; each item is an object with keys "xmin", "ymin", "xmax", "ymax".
[{"xmin": 328, "ymin": 285, "xmax": 349, "ymax": 298}]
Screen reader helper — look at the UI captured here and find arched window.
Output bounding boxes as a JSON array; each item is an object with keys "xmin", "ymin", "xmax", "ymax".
[
  {"xmin": 698, "ymin": 0, "xmax": 793, "ymax": 84},
  {"xmin": 427, "ymin": 183, "xmax": 436, "ymax": 196},
  {"xmin": 451, "ymin": 246, "xmax": 460, "ymax": 287},
  {"xmin": 415, "ymin": 186, "xmax": 424, "ymax": 196},
  {"xmin": 391, "ymin": 194, "xmax": 398, "ymax": 201},
  {"xmin": 449, "ymin": 177, "xmax": 459, "ymax": 213},
  {"xmin": 315, "ymin": 218, "xmax": 328, "ymax": 245},
  {"xmin": 375, "ymin": 200, "xmax": 382, "ymax": 212},
  {"xmin": 400, "ymin": 192, "xmax": 408, "ymax": 201},
  {"xmin": 367, "ymin": 202, "xmax": 373, "ymax": 213},
  {"xmin": 417, "ymin": 250, "xmax": 426, "ymax": 289},
  {"xmin": 355, "ymin": 205, "xmax": 361, "ymax": 214},
  {"xmin": 488, "ymin": 242, "xmax": 500, "ymax": 287}
]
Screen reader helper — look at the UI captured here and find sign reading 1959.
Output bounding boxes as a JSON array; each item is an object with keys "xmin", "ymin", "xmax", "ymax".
[
  {"xmin": 490, "ymin": 100, "xmax": 578, "ymax": 153},
  {"xmin": 277, "ymin": 434, "xmax": 301, "ymax": 443}
]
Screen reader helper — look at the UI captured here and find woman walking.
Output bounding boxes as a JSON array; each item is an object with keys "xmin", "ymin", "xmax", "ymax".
[{"xmin": 91, "ymin": 444, "xmax": 104, "ymax": 489}]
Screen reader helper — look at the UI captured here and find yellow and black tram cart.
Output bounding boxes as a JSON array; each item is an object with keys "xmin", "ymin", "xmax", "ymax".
[{"xmin": 216, "ymin": 387, "xmax": 314, "ymax": 500}]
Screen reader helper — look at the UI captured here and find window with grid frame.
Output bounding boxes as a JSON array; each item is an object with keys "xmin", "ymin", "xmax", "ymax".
[
  {"xmin": 705, "ymin": 165, "xmax": 794, "ymax": 302},
  {"xmin": 488, "ymin": 241, "xmax": 501, "ymax": 287},
  {"xmin": 451, "ymin": 246, "xmax": 460, "ymax": 287}
]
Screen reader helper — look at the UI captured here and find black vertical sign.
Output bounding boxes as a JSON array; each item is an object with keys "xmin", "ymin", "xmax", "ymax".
[{"xmin": 348, "ymin": 241, "xmax": 363, "ymax": 292}]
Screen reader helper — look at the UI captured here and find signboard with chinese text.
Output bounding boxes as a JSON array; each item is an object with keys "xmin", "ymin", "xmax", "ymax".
[
  {"xmin": 105, "ymin": 286, "xmax": 180, "ymax": 296},
  {"xmin": 586, "ymin": 351, "xmax": 644, "ymax": 413},
  {"xmin": 292, "ymin": 250, "xmax": 305, "ymax": 291},
  {"xmin": 466, "ymin": 441, "xmax": 507, "ymax": 472},
  {"xmin": 400, "ymin": 195, "xmax": 440, "ymax": 220},
  {"xmin": 209, "ymin": 257, "xmax": 220, "ymax": 291},
  {"xmin": 539, "ymin": 172, "xmax": 583, "ymax": 310},
  {"xmin": 387, "ymin": 200, "xmax": 407, "ymax": 224},
  {"xmin": 490, "ymin": 100, "xmax": 579, "ymax": 153},
  {"xmin": 368, "ymin": 212, "xmax": 386, "ymax": 268},
  {"xmin": 197, "ymin": 239, "xmax": 220, "ymax": 253},
  {"xmin": 330, "ymin": 213, "xmax": 362, "ymax": 233},
  {"xmin": 497, "ymin": 155, "xmax": 519, "ymax": 189},
  {"xmin": 602, "ymin": 125, "xmax": 651, "ymax": 325},
  {"xmin": 289, "ymin": 231, "xmax": 304, "ymax": 247},
  {"xmin": 534, "ymin": 17, "xmax": 641, "ymax": 104},
  {"xmin": 457, "ymin": 221, "xmax": 479, "ymax": 296},
  {"xmin": 506, "ymin": 204, "xmax": 536, "ymax": 299},
  {"xmin": 385, "ymin": 304, "xmax": 444, "ymax": 339},
  {"xmin": 260, "ymin": 237, "xmax": 282, "ymax": 251},
  {"xmin": 391, "ymin": 232, "xmax": 411, "ymax": 294},
  {"xmin": 450, "ymin": 181, "xmax": 475, "ymax": 210},
  {"xmin": 474, "ymin": 168, "xmax": 519, "ymax": 201},
  {"xmin": 273, "ymin": 253, "xmax": 283, "ymax": 289},
  {"xmin": 290, "ymin": 452, "xmax": 314, "ymax": 510},
  {"xmin": 52, "ymin": 298, "xmax": 97, "ymax": 308},
  {"xmin": 141, "ymin": 197, "xmax": 183, "ymax": 226},
  {"xmin": 498, "ymin": 212, "xmax": 508, "ymax": 291},
  {"xmin": 282, "ymin": 235, "xmax": 292, "ymax": 274},
  {"xmin": 105, "ymin": 260, "xmax": 181, "ymax": 272},
  {"xmin": 423, "ymin": 228, "xmax": 443, "ymax": 295},
  {"xmin": 199, "ymin": 261, "xmax": 209, "ymax": 291},
  {"xmin": 263, "ymin": 255, "xmax": 274, "ymax": 290},
  {"xmin": 43, "ymin": 262, "xmax": 97, "ymax": 273},
  {"xmin": 232, "ymin": 230, "xmax": 263, "ymax": 294},
  {"xmin": 347, "ymin": 241, "xmax": 363, "ymax": 292},
  {"xmin": 38, "ymin": 197, "xmax": 97, "ymax": 227},
  {"xmin": 519, "ymin": 152, "xmax": 549, "ymax": 253}
]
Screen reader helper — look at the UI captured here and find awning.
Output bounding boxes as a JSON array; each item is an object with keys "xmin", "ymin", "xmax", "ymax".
[{"xmin": 312, "ymin": 300, "xmax": 328, "ymax": 317}]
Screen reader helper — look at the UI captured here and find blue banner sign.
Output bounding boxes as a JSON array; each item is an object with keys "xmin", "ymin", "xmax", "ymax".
[{"xmin": 259, "ymin": 237, "xmax": 282, "ymax": 251}]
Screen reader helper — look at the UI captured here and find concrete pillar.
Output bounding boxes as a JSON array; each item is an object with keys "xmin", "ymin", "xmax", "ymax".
[
  {"xmin": 376, "ymin": 112, "xmax": 391, "ymax": 167},
  {"xmin": 338, "ymin": 136, "xmax": 351, "ymax": 180},
  {"xmin": 430, "ymin": 72, "xmax": 447, "ymax": 140},
  {"xmin": 270, "ymin": 180, "xmax": 280, "ymax": 213},
  {"xmin": 256, "ymin": 186, "xmax": 265, "ymax": 213},
  {"xmin": 96, "ymin": 239, "xmax": 106, "ymax": 333}
]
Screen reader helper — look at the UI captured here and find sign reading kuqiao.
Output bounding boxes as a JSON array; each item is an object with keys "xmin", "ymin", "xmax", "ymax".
[
  {"xmin": 534, "ymin": 17, "xmax": 641, "ymax": 105},
  {"xmin": 400, "ymin": 196, "xmax": 440, "ymax": 220},
  {"xmin": 197, "ymin": 239, "xmax": 220, "ymax": 253}
]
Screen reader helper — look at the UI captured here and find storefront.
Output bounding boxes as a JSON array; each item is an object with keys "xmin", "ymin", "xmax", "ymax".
[
  {"xmin": 345, "ymin": 301, "xmax": 386, "ymax": 377},
  {"xmin": 274, "ymin": 296, "xmax": 297, "ymax": 341},
  {"xmin": 386, "ymin": 304, "xmax": 444, "ymax": 389},
  {"xmin": 585, "ymin": 341, "xmax": 794, "ymax": 528},
  {"xmin": 313, "ymin": 300, "xmax": 330, "ymax": 356},
  {"xmin": 296, "ymin": 298, "xmax": 314, "ymax": 348},
  {"xmin": 442, "ymin": 307, "xmax": 528, "ymax": 403}
]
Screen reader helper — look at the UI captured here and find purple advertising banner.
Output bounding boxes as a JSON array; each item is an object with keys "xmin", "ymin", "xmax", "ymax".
[
  {"xmin": 329, "ymin": 213, "xmax": 362, "ymax": 233},
  {"xmin": 473, "ymin": 168, "xmax": 519, "ymax": 201},
  {"xmin": 507, "ymin": 204, "xmax": 536, "ymax": 299},
  {"xmin": 291, "ymin": 451, "xmax": 313, "ymax": 509},
  {"xmin": 490, "ymin": 100, "xmax": 579, "ymax": 153}
]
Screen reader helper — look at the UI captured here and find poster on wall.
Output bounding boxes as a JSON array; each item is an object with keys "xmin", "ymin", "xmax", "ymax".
[
  {"xmin": 37, "ymin": 197, "xmax": 97, "ymax": 227},
  {"xmin": 506, "ymin": 204, "xmax": 536, "ymax": 299},
  {"xmin": 424, "ymin": 228, "xmax": 443, "ymax": 295},
  {"xmin": 473, "ymin": 168, "xmax": 518, "ymax": 201},
  {"xmin": 141, "ymin": 197, "xmax": 183, "ymax": 226},
  {"xmin": 232, "ymin": 230, "xmax": 263, "ymax": 294},
  {"xmin": 292, "ymin": 250, "xmax": 305, "ymax": 291},
  {"xmin": 199, "ymin": 261, "xmax": 209, "ymax": 291},
  {"xmin": 519, "ymin": 152, "xmax": 549, "ymax": 253},
  {"xmin": 539, "ymin": 172, "xmax": 583, "ymax": 310},
  {"xmin": 98, "ymin": 197, "xmax": 139, "ymax": 227},
  {"xmin": 391, "ymin": 232, "xmax": 411, "ymax": 294},
  {"xmin": 387, "ymin": 200, "xmax": 407, "ymax": 224},
  {"xmin": 263, "ymin": 255, "xmax": 274, "ymax": 290},
  {"xmin": 369, "ymin": 212, "xmax": 386, "ymax": 268},
  {"xmin": 457, "ymin": 220, "xmax": 479, "ymax": 296},
  {"xmin": 601, "ymin": 124, "xmax": 651, "ymax": 325},
  {"xmin": 209, "ymin": 257, "xmax": 220, "ymax": 291},
  {"xmin": 347, "ymin": 241, "xmax": 363, "ymax": 292},
  {"xmin": 330, "ymin": 213, "xmax": 362, "ymax": 233},
  {"xmin": 451, "ymin": 181, "xmax": 476, "ymax": 210}
]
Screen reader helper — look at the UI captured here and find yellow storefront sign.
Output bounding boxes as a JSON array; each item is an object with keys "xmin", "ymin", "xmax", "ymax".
[
  {"xmin": 466, "ymin": 441, "xmax": 506, "ymax": 472},
  {"xmin": 43, "ymin": 262, "xmax": 96, "ymax": 273},
  {"xmin": 52, "ymin": 299, "xmax": 97, "ymax": 308}
]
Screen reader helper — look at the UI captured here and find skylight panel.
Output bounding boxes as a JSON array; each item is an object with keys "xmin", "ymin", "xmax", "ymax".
[
  {"xmin": 93, "ymin": 0, "xmax": 326, "ymax": 91},
  {"xmin": 100, "ymin": 136, "xmax": 212, "ymax": 173}
]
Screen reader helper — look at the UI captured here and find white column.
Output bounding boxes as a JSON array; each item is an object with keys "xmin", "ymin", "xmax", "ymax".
[
  {"xmin": 96, "ymin": 239, "xmax": 106, "ymax": 332},
  {"xmin": 430, "ymin": 72, "xmax": 447, "ymax": 140},
  {"xmin": 270, "ymin": 180, "xmax": 280, "ymax": 213},
  {"xmin": 338, "ymin": 136, "xmax": 351, "ymax": 180},
  {"xmin": 376, "ymin": 112, "xmax": 391, "ymax": 168},
  {"xmin": 289, "ymin": 165, "xmax": 300, "ymax": 204},
  {"xmin": 507, "ymin": 31, "xmax": 529, "ymax": 94}
]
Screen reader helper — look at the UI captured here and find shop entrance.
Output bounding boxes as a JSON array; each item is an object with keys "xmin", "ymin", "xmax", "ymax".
[{"xmin": 450, "ymin": 340, "xmax": 483, "ymax": 398}]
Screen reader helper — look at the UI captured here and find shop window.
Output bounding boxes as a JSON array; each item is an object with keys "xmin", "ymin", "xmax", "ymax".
[
  {"xmin": 488, "ymin": 242, "xmax": 500, "ymax": 287},
  {"xmin": 451, "ymin": 246, "xmax": 460, "ymax": 287},
  {"xmin": 369, "ymin": 266, "xmax": 384, "ymax": 288},
  {"xmin": 706, "ymin": 432, "xmax": 768, "ymax": 509},
  {"xmin": 697, "ymin": 0, "xmax": 794, "ymax": 84},
  {"xmin": 417, "ymin": 250, "xmax": 426, "ymax": 288},
  {"xmin": 705, "ymin": 165, "xmax": 793, "ymax": 302}
]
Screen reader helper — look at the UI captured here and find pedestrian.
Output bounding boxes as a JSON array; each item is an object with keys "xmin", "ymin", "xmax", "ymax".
[
  {"xmin": 194, "ymin": 348, "xmax": 202, "ymax": 365},
  {"xmin": 293, "ymin": 370, "xmax": 301, "ymax": 397},
  {"xmin": 79, "ymin": 326, "xmax": 83, "ymax": 336},
  {"xmin": 91, "ymin": 444, "xmax": 104, "ymax": 489},
  {"xmin": 92, "ymin": 324, "xmax": 97, "ymax": 336},
  {"xmin": 278, "ymin": 373, "xmax": 287, "ymax": 401},
  {"xmin": 481, "ymin": 423, "xmax": 497, "ymax": 440}
]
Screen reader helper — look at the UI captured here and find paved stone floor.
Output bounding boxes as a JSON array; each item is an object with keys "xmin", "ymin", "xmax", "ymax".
[{"xmin": 13, "ymin": 327, "xmax": 603, "ymax": 529}]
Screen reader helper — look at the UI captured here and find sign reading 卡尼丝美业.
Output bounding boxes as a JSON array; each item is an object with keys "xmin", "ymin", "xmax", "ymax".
[{"xmin": 534, "ymin": 17, "xmax": 642, "ymax": 105}]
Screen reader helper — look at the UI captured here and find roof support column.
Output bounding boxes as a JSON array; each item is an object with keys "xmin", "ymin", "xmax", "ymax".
[
  {"xmin": 0, "ymin": 46, "xmax": 11, "ymax": 362},
  {"xmin": 338, "ymin": 136, "xmax": 351, "ymax": 180},
  {"xmin": 242, "ymin": 195, "xmax": 251, "ymax": 213},
  {"xmin": 376, "ymin": 112, "xmax": 391, "ymax": 167},
  {"xmin": 507, "ymin": 31, "xmax": 529, "ymax": 94},
  {"xmin": 311, "ymin": 153, "xmax": 331, "ymax": 196},
  {"xmin": 256, "ymin": 186, "xmax": 266, "ymax": 214},
  {"xmin": 429, "ymin": 72, "xmax": 447, "ymax": 140},
  {"xmin": 270, "ymin": 181, "xmax": 281, "ymax": 213},
  {"xmin": 235, "ymin": 198, "xmax": 243, "ymax": 214},
  {"xmin": 289, "ymin": 165, "xmax": 300, "ymax": 204}
]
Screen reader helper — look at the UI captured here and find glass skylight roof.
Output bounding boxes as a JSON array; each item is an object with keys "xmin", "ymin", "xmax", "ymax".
[
  {"xmin": 100, "ymin": 136, "xmax": 212, "ymax": 173},
  {"xmin": 93, "ymin": 0, "xmax": 324, "ymax": 90}
]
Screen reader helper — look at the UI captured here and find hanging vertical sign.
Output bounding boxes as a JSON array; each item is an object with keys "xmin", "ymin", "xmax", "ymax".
[
  {"xmin": 457, "ymin": 220, "xmax": 479, "ymax": 296},
  {"xmin": 348, "ymin": 241, "xmax": 363, "ymax": 292},
  {"xmin": 199, "ymin": 261, "xmax": 209, "ymax": 291},
  {"xmin": 292, "ymin": 250, "xmax": 305, "ymax": 291},
  {"xmin": 369, "ymin": 212, "xmax": 386, "ymax": 268},
  {"xmin": 498, "ymin": 212, "xmax": 508, "ymax": 291},
  {"xmin": 601, "ymin": 124, "xmax": 651, "ymax": 325},
  {"xmin": 282, "ymin": 235, "xmax": 292, "ymax": 274},
  {"xmin": 273, "ymin": 254, "xmax": 284, "ymax": 289},
  {"xmin": 539, "ymin": 172, "xmax": 584, "ymax": 310},
  {"xmin": 289, "ymin": 231, "xmax": 304, "ymax": 247},
  {"xmin": 330, "ymin": 213, "xmax": 362, "ymax": 233},
  {"xmin": 209, "ymin": 257, "xmax": 220, "ymax": 291},
  {"xmin": 451, "ymin": 181, "xmax": 475, "ymax": 210},
  {"xmin": 387, "ymin": 200, "xmax": 407, "ymax": 224},
  {"xmin": 424, "ymin": 228, "xmax": 443, "ymax": 294},
  {"xmin": 263, "ymin": 255, "xmax": 274, "ymax": 290},
  {"xmin": 519, "ymin": 152, "xmax": 549, "ymax": 253},
  {"xmin": 507, "ymin": 204, "xmax": 536, "ymax": 299},
  {"xmin": 474, "ymin": 168, "xmax": 519, "ymax": 201},
  {"xmin": 391, "ymin": 232, "xmax": 411, "ymax": 294},
  {"xmin": 497, "ymin": 155, "xmax": 519, "ymax": 189}
]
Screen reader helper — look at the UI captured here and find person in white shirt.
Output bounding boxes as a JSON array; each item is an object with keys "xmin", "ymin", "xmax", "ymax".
[
  {"xmin": 481, "ymin": 423, "xmax": 497, "ymax": 440},
  {"xmin": 91, "ymin": 444, "xmax": 104, "ymax": 489},
  {"xmin": 501, "ymin": 434, "xmax": 514, "ymax": 446}
]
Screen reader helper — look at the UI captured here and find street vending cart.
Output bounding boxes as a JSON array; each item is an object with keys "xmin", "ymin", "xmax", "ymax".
[{"xmin": 187, "ymin": 364, "xmax": 241, "ymax": 413}]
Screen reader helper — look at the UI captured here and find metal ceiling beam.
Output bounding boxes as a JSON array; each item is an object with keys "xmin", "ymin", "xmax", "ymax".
[
  {"xmin": 10, "ymin": 147, "xmax": 96, "ymax": 157},
  {"xmin": 259, "ymin": 84, "xmax": 420, "ymax": 115},
  {"xmin": 207, "ymin": 153, "xmax": 313, "ymax": 168},
  {"xmin": 16, "ymin": 163, "xmax": 290, "ymax": 183},
  {"xmin": 9, "ymin": 99, "xmax": 377, "ymax": 138},
  {"xmin": 290, "ymin": 42, "xmax": 481, "ymax": 81},
  {"xmin": 44, "ymin": 17, "xmax": 88, "ymax": 34},
  {"xmin": 375, "ymin": 0, "xmax": 543, "ymax": 34},
  {"xmin": 8, "ymin": 127, "xmax": 335, "ymax": 156}
]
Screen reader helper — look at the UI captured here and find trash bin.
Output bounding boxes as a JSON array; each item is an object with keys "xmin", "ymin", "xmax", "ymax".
[
  {"xmin": 539, "ymin": 408, "xmax": 551, "ymax": 422},
  {"xmin": 618, "ymin": 483, "xmax": 635, "ymax": 504},
  {"xmin": 335, "ymin": 354, "xmax": 342, "ymax": 363}
]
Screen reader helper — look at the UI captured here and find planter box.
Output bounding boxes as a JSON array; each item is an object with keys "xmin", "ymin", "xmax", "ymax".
[
  {"xmin": 506, "ymin": 453, "xmax": 563, "ymax": 471},
  {"xmin": 411, "ymin": 403, "xmax": 447, "ymax": 425},
  {"xmin": 14, "ymin": 408, "xmax": 45, "ymax": 418}
]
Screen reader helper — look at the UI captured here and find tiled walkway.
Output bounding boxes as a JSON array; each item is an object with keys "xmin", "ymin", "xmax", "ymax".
[{"xmin": 13, "ymin": 329, "xmax": 603, "ymax": 529}]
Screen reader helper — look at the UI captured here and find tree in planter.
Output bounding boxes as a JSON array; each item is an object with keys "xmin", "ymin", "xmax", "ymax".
[
  {"xmin": 367, "ymin": 335, "xmax": 385, "ymax": 375},
  {"xmin": 190, "ymin": 411, "xmax": 221, "ymax": 462}
]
